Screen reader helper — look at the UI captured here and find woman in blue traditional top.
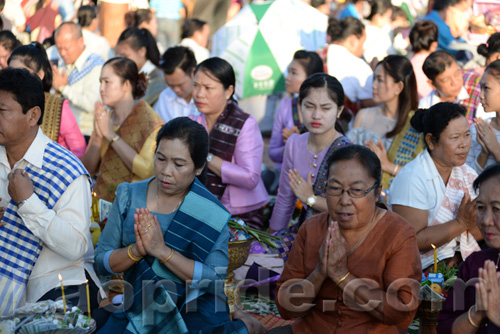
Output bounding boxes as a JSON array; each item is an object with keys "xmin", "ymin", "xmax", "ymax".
[{"xmin": 94, "ymin": 117, "xmax": 265, "ymax": 334}]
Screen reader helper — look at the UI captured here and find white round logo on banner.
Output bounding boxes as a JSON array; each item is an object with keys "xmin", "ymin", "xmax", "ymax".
[{"xmin": 250, "ymin": 65, "xmax": 273, "ymax": 81}]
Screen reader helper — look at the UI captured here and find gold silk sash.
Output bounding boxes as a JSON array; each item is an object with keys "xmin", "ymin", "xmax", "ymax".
[
  {"xmin": 41, "ymin": 92, "xmax": 63, "ymax": 143},
  {"xmin": 94, "ymin": 100, "xmax": 163, "ymax": 202}
]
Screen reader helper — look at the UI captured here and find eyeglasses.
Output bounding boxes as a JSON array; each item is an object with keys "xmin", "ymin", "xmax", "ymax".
[{"xmin": 325, "ymin": 183, "xmax": 380, "ymax": 198}]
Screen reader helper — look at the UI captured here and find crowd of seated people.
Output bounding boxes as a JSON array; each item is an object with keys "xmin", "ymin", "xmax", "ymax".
[{"xmin": 0, "ymin": 1, "xmax": 500, "ymax": 333}]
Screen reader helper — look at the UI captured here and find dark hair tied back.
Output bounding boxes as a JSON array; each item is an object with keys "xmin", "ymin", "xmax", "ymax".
[
  {"xmin": 117, "ymin": 27, "xmax": 160, "ymax": 66},
  {"xmin": 195, "ymin": 57, "xmax": 236, "ymax": 101},
  {"xmin": 298, "ymin": 73, "xmax": 345, "ymax": 134},
  {"xmin": 326, "ymin": 145, "xmax": 382, "ymax": 186},
  {"xmin": 410, "ymin": 102, "xmax": 466, "ymax": 149},
  {"xmin": 104, "ymin": 57, "xmax": 148, "ymax": 99},
  {"xmin": 8, "ymin": 42, "xmax": 53, "ymax": 92},
  {"xmin": 477, "ymin": 32, "xmax": 500, "ymax": 60},
  {"xmin": 155, "ymin": 117, "xmax": 209, "ymax": 183},
  {"xmin": 327, "ymin": 16, "xmax": 364, "ymax": 43}
]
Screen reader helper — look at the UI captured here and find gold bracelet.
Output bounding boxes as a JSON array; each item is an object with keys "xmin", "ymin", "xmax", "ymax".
[
  {"xmin": 468, "ymin": 305, "xmax": 480, "ymax": 328},
  {"xmin": 393, "ymin": 164, "xmax": 399, "ymax": 176},
  {"xmin": 111, "ymin": 135, "xmax": 120, "ymax": 143},
  {"xmin": 160, "ymin": 248, "xmax": 175, "ymax": 264},
  {"xmin": 127, "ymin": 244, "xmax": 142, "ymax": 262},
  {"xmin": 335, "ymin": 271, "xmax": 350, "ymax": 285}
]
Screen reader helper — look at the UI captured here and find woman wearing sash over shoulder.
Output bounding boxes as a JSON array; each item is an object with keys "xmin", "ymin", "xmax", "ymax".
[
  {"xmin": 94, "ymin": 117, "xmax": 265, "ymax": 333},
  {"xmin": 191, "ymin": 57, "xmax": 269, "ymax": 230},
  {"xmin": 8, "ymin": 42, "xmax": 86, "ymax": 158},
  {"xmin": 81, "ymin": 57, "xmax": 163, "ymax": 203},
  {"xmin": 347, "ymin": 55, "xmax": 425, "ymax": 191},
  {"xmin": 268, "ymin": 74, "xmax": 351, "ymax": 256}
]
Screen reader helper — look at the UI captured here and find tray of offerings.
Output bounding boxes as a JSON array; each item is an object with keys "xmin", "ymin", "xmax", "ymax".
[{"xmin": 0, "ymin": 301, "xmax": 95, "ymax": 334}]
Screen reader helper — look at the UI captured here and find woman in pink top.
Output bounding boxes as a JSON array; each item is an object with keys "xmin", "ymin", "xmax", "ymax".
[
  {"xmin": 269, "ymin": 73, "xmax": 351, "ymax": 235},
  {"xmin": 191, "ymin": 57, "xmax": 269, "ymax": 229},
  {"xmin": 268, "ymin": 50, "xmax": 324, "ymax": 168},
  {"xmin": 409, "ymin": 20, "xmax": 438, "ymax": 99},
  {"xmin": 8, "ymin": 43, "xmax": 86, "ymax": 158}
]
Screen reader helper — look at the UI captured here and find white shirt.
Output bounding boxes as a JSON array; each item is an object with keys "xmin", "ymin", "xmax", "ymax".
[
  {"xmin": 154, "ymin": 87, "xmax": 198, "ymax": 122},
  {"xmin": 179, "ymin": 38, "xmax": 210, "ymax": 64},
  {"xmin": 466, "ymin": 118, "xmax": 500, "ymax": 173},
  {"xmin": 1, "ymin": 0, "xmax": 26, "ymax": 38},
  {"xmin": 326, "ymin": 44, "xmax": 374, "ymax": 103},
  {"xmin": 418, "ymin": 87, "xmax": 469, "ymax": 109},
  {"xmin": 82, "ymin": 29, "xmax": 114, "ymax": 61},
  {"xmin": 0, "ymin": 129, "xmax": 102, "ymax": 304},
  {"xmin": 389, "ymin": 150, "xmax": 476, "ymax": 269},
  {"xmin": 363, "ymin": 24, "xmax": 396, "ymax": 64},
  {"xmin": 140, "ymin": 59, "xmax": 156, "ymax": 76},
  {"xmin": 58, "ymin": 48, "xmax": 103, "ymax": 136}
]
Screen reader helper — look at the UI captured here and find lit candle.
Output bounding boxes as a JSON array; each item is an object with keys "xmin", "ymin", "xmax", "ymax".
[
  {"xmin": 86, "ymin": 280, "xmax": 91, "ymax": 318},
  {"xmin": 431, "ymin": 244, "xmax": 437, "ymax": 273},
  {"xmin": 91, "ymin": 192, "xmax": 99, "ymax": 222},
  {"xmin": 58, "ymin": 274, "xmax": 67, "ymax": 313}
]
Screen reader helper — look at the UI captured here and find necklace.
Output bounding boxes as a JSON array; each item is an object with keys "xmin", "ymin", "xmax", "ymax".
[
  {"xmin": 496, "ymin": 252, "xmax": 500, "ymax": 269},
  {"xmin": 156, "ymin": 181, "xmax": 183, "ymax": 214}
]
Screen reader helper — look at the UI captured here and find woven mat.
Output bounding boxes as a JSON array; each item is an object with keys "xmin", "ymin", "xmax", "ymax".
[{"xmin": 250, "ymin": 312, "xmax": 295, "ymax": 329}]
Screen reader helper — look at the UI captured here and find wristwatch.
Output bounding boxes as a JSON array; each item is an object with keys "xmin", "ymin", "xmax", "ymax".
[
  {"xmin": 207, "ymin": 153, "xmax": 214, "ymax": 162},
  {"xmin": 17, "ymin": 198, "xmax": 29, "ymax": 208},
  {"xmin": 306, "ymin": 195, "xmax": 317, "ymax": 207}
]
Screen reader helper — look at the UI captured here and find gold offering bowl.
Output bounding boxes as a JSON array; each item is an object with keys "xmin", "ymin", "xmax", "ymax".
[{"xmin": 225, "ymin": 238, "xmax": 253, "ymax": 314}]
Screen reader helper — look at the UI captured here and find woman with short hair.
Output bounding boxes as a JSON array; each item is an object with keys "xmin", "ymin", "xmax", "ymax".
[
  {"xmin": 191, "ymin": 57, "xmax": 269, "ymax": 230},
  {"xmin": 273, "ymin": 145, "xmax": 421, "ymax": 333}
]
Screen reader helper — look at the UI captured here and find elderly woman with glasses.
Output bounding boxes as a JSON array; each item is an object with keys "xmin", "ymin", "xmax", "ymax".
[{"xmin": 272, "ymin": 145, "xmax": 421, "ymax": 334}]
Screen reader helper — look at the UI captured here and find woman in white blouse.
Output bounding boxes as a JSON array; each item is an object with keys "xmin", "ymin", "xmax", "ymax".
[{"xmin": 390, "ymin": 103, "xmax": 481, "ymax": 272}]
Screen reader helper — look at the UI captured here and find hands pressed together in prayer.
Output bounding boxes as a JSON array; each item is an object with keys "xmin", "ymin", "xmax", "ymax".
[
  {"xmin": 475, "ymin": 118, "xmax": 500, "ymax": 160},
  {"xmin": 316, "ymin": 220, "xmax": 349, "ymax": 284},
  {"xmin": 132, "ymin": 208, "xmax": 170, "ymax": 260},
  {"xmin": 455, "ymin": 191, "xmax": 478, "ymax": 233},
  {"xmin": 93, "ymin": 101, "xmax": 116, "ymax": 143},
  {"xmin": 474, "ymin": 260, "xmax": 500, "ymax": 327},
  {"xmin": 51, "ymin": 65, "xmax": 68, "ymax": 91}
]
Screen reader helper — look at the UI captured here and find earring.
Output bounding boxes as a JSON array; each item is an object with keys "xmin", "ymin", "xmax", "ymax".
[
  {"xmin": 395, "ymin": 91, "xmax": 399, "ymax": 96},
  {"xmin": 196, "ymin": 172, "xmax": 200, "ymax": 176}
]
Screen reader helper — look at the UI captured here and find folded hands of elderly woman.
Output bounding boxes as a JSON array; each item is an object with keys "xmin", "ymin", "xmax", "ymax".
[
  {"xmin": 475, "ymin": 260, "xmax": 500, "ymax": 327},
  {"xmin": 317, "ymin": 220, "xmax": 350, "ymax": 284}
]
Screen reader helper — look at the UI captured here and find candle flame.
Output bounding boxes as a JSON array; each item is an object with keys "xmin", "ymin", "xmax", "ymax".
[
  {"xmin": 86, "ymin": 279, "xmax": 88, "ymax": 284},
  {"xmin": 431, "ymin": 244, "xmax": 436, "ymax": 249},
  {"xmin": 92, "ymin": 192, "xmax": 96, "ymax": 197},
  {"xmin": 58, "ymin": 274, "xmax": 62, "ymax": 281}
]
